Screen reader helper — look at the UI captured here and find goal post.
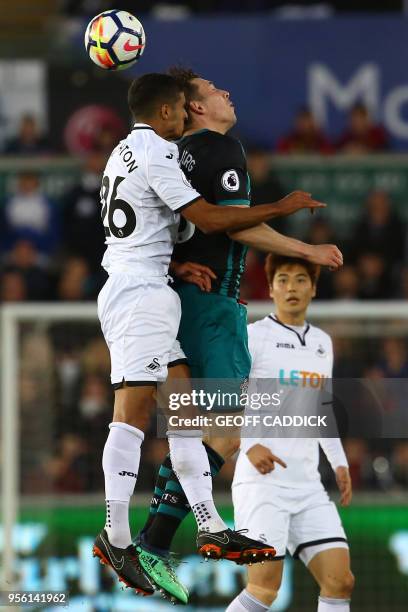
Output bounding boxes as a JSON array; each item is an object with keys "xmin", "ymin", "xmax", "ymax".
[{"xmin": 1, "ymin": 300, "xmax": 408, "ymax": 591}]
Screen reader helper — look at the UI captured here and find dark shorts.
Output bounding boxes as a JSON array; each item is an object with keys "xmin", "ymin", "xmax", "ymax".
[{"xmin": 176, "ymin": 283, "xmax": 251, "ymax": 411}]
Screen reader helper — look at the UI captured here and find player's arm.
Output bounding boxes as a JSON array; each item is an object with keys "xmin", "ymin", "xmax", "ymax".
[
  {"xmin": 319, "ymin": 342, "xmax": 352, "ymax": 506},
  {"xmin": 147, "ymin": 144, "xmax": 321, "ymax": 235},
  {"xmin": 245, "ymin": 443, "xmax": 287, "ymax": 474},
  {"xmin": 182, "ymin": 153, "xmax": 325, "ymax": 234},
  {"xmin": 181, "ymin": 192, "xmax": 325, "ymax": 235},
  {"xmin": 240, "ymin": 328, "xmax": 287, "ymax": 475},
  {"xmin": 320, "ymin": 438, "xmax": 352, "ymax": 506},
  {"xmin": 228, "ymin": 222, "xmax": 343, "ymax": 269},
  {"xmin": 169, "ymin": 260, "xmax": 216, "ymax": 292}
]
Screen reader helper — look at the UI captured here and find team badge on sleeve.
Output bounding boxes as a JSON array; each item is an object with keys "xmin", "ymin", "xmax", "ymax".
[{"xmin": 221, "ymin": 169, "xmax": 240, "ymax": 192}]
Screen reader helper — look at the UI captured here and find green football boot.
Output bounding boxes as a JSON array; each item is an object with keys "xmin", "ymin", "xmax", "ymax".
[{"xmin": 135, "ymin": 545, "xmax": 188, "ymax": 605}]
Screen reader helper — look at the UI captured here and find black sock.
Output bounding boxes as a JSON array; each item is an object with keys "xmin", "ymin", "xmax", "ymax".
[{"xmin": 143, "ymin": 442, "xmax": 225, "ymax": 551}]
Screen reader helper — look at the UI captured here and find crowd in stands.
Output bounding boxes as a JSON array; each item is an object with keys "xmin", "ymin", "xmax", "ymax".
[
  {"xmin": 2, "ymin": 103, "xmax": 390, "ymax": 157},
  {"xmin": 276, "ymin": 104, "xmax": 389, "ymax": 155},
  {"xmin": 1, "ymin": 105, "xmax": 406, "ymax": 304},
  {"xmin": 18, "ymin": 320, "xmax": 408, "ymax": 495}
]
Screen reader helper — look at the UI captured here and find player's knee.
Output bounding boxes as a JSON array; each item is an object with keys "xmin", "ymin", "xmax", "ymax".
[
  {"xmin": 204, "ymin": 436, "xmax": 240, "ymax": 460},
  {"xmin": 222, "ymin": 436, "xmax": 241, "ymax": 458},
  {"xmin": 322, "ymin": 570, "xmax": 355, "ymax": 598},
  {"xmin": 341, "ymin": 570, "xmax": 355, "ymax": 596},
  {"xmin": 113, "ymin": 388, "xmax": 155, "ymax": 431},
  {"xmin": 116, "ymin": 409, "xmax": 151, "ymax": 432},
  {"xmin": 247, "ymin": 581, "xmax": 279, "ymax": 606}
]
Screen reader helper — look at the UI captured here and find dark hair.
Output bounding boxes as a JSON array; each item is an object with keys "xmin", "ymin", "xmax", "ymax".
[
  {"xmin": 128, "ymin": 73, "xmax": 183, "ymax": 120},
  {"xmin": 168, "ymin": 66, "xmax": 201, "ymax": 103},
  {"xmin": 167, "ymin": 66, "xmax": 203, "ymax": 128},
  {"xmin": 265, "ymin": 254, "xmax": 320, "ymax": 286}
]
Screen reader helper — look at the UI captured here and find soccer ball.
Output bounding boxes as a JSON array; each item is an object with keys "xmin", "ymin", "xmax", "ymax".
[{"xmin": 84, "ymin": 10, "xmax": 146, "ymax": 71}]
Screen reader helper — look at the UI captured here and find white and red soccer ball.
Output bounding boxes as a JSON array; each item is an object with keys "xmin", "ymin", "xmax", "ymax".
[{"xmin": 84, "ymin": 10, "xmax": 146, "ymax": 70}]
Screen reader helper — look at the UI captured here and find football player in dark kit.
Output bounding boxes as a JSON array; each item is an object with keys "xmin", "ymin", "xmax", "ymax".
[{"xmin": 135, "ymin": 68, "xmax": 343, "ymax": 602}]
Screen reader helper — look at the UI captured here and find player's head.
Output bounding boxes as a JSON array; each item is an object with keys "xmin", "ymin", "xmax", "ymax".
[
  {"xmin": 168, "ymin": 66, "xmax": 236, "ymax": 133},
  {"xmin": 128, "ymin": 73, "xmax": 188, "ymax": 139},
  {"xmin": 265, "ymin": 254, "xmax": 320, "ymax": 319}
]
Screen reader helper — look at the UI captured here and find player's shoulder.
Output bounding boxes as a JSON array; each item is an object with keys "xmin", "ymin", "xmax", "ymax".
[
  {"xmin": 248, "ymin": 315, "xmax": 274, "ymax": 337},
  {"xmin": 182, "ymin": 130, "xmax": 244, "ymax": 157},
  {"xmin": 128, "ymin": 125, "xmax": 177, "ymax": 155},
  {"xmin": 307, "ymin": 323, "xmax": 333, "ymax": 348},
  {"xmin": 210, "ymin": 131, "xmax": 244, "ymax": 157}
]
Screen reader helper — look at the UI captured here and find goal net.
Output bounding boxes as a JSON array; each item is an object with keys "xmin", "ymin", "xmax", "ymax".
[{"xmin": 1, "ymin": 301, "xmax": 408, "ymax": 611}]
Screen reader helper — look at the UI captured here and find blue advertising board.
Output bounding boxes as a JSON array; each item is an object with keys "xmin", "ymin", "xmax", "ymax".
[{"xmin": 78, "ymin": 16, "xmax": 408, "ymax": 149}]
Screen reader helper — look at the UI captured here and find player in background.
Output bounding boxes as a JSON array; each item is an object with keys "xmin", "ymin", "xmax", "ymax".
[
  {"xmin": 228, "ymin": 254, "xmax": 354, "ymax": 612},
  {"xmin": 94, "ymin": 73, "xmax": 321, "ymax": 601},
  {"xmin": 136, "ymin": 67, "xmax": 343, "ymax": 597}
]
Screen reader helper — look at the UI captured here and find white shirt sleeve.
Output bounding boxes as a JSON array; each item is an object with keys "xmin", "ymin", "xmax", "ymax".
[
  {"xmin": 319, "ymin": 437, "xmax": 348, "ymax": 470},
  {"xmin": 147, "ymin": 142, "xmax": 201, "ymax": 212},
  {"xmin": 319, "ymin": 334, "xmax": 349, "ymax": 471}
]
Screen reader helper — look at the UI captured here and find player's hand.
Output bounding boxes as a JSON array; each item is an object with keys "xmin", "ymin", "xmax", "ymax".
[
  {"xmin": 335, "ymin": 466, "xmax": 352, "ymax": 506},
  {"xmin": 308, "ymin": 244, "xmax": 343, "ymax": 269},
  {"xmin": 170, "ymin": 260, "xmax": 217, "ymax": 292},
  {"xmin": 246, "ymin": 443, "xmax": 287, "ymax": 474},
  {"xmin": 275, "ymin": 191, "xmax": 326, "ymax": 217}
]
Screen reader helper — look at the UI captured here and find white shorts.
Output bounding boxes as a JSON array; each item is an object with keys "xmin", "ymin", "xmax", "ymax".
[
  {"xmin": 97, "ymin": 274, "xmax": 186, "ymax": 387},
  {"xmin": 232, "ymin": 483, "xmax": 348, "ymax": 565}
]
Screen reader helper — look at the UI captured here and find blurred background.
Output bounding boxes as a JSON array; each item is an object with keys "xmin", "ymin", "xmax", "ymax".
[{"xmin": 1, "ymin": 1, "xmax": 408, "ymax": 611}]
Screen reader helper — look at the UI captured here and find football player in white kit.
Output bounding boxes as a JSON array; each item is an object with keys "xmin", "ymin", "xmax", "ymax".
[
  {"xmin": 228, "ymin": 255, "xmax": 354, "ymax": 612},
  {"xmin": 93, "ymin": 74, "xmax": 325, "ymax": 598}
]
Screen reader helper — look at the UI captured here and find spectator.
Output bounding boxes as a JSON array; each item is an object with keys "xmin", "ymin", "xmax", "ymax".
[
  {"xmin": 81, "ymin": 336, "xmax": 111, "ymax": 376},
  {"xmin": 4, "ymin": 114, "xmax": 50, "ymax": 155},
  {"xmin": 356, "ymin": 252, "xmax": 390, "ymax": 299},
  {"xmin": 351, "ymin": 190, "xmax": 404, "ymax": 274},
  {"xmin": 62, "ymin": 151, "xmax": 107, "ymax": 272},
  {"xmin": 240, "ymin": 250, "xmax": 270, "ymax": 300},
  {"xmin": 305, "ymin": 218, "xmax": 339, "ymax": 298},
  {"xmin": 76, "ymin": 374, "xmax": 112, "ymax": 488},
  {"xmin": 375, "ymin": 338, "xmax": 408, "ymax": 378},
  {"xmin": 57, "ymin": 257, "xmax": 91, "ymax": 301},
  {"xmin": 342, "ymin": 439, "xmax": 374, "ymax": 490},
  {"xmin": 398, "ymin": 266, "xmax": 408, "ymax": 299},
  {"xmin": 1, "ymin": 240, "xmax": 54, "ymax": 300},
  {"xmin": 0, "ymin": 269, "xmax": 27, "ymax": 302},
  {"xmin": 332, "ymin": 265, "xmax": 359, "ymax": 300},
  {"xmin": 332, "ymin": 337, "xmax": 364, "ymax": 377},
  {"xmin": 337, "ymin": 103, "xmax": 388, "ymax": 154},
  {"xmin": 276, "ymin": 107, "xmax": 333, "ymax": 154},
  {"xmin": 78, "ymin": 374, "xmax": 111, "ymax": 422},
  {"xmin": 246, "ymin": 145, "xmax": 288, "ymax": 234},
  {"xmin": 45, "ymin": 433, "xmax": 89, "ymax": 493},
  {"xmin": 1, "ymin": 171, "xmax": 59, "ymax": 256},
  {"xmin": 391, "ymin": 442, "xmax": 408, "ymax": 488}
]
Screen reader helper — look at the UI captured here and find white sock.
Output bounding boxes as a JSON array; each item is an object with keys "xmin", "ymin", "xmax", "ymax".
[
  {"xmin": 318, "ymin": 596, "xmax": 350, "ymax": 612},
  {"xmin": 191, "ymin": 500, "xmax": 227, "ymax": 533},
  {"xmin": 226, "ymin": 589, "xmax": 269, "ymax": 612},
  {"xmin": 168, "ymin": 431, "xmax": 227, "ymax": 533},
  {"xmin": 102, "ymin": 422, "xmax": 144, "ymax": 548}
]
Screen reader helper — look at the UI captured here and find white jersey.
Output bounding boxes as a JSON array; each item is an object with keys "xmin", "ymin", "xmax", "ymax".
[
  {"xmin": 100, "ymin": 124, "xmax": 200, "ymax": 276},
  {"xmin": 233, "ymin": 314, "xmax": 348, "ymax": 491}
]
